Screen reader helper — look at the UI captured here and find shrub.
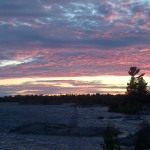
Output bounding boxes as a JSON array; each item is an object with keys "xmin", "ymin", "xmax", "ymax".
[
  {"xmin": 102, "ymin": 124, "xmax": 121, "ymax": 150},
  {"xmin": 135, "ymin": 121, "xmax": 150, "ymax": 150}
]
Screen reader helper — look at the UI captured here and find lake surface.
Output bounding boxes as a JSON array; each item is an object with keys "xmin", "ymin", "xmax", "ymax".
[{"xmin": 0, "ymin": 103, "xmax": 149, "ymax": 150}]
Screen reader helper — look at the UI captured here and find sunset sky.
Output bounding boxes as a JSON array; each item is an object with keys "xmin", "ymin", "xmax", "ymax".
[{"xmin": 0, "ymin": 0, "xmax": 150, "ymax": 96}]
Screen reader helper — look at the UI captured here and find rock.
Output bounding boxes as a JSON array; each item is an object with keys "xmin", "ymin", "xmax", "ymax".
[
  {"xmin": 108, "ymin": 116, "xmax": 122, "ymax": 119},
  {"xmin": 98, "ymin": 116, "xmax": 104, "ymax": 119},
  {"xmin": 119, "ymin": 136, "xmax": 136, "ymax": 146},
  {"xmin": 9, "ymin": 122, "xmax": 105, "ymax": 137}
]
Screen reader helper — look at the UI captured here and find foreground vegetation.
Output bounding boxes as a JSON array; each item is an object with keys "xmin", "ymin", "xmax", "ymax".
[{"xmin": 102, "ymin": 121, "xmax": 150, "ymax": 150}]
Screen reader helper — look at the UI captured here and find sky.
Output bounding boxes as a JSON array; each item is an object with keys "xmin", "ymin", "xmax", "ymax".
[{"xmin": 0, "ymin": 0, "xmax": 150, "ymax": 96}]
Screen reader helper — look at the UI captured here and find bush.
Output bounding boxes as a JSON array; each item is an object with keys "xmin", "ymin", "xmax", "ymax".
[
  {"xmin": 102, "ymin": 123, "xmax": 121, "ymax": 150},
  {"xmin": 135, "ymin": 121, "xmax": 150, "ymax": 150}
]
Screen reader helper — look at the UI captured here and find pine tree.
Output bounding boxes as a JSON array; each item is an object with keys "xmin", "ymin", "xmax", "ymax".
[
  {"xmin": 127, "ymin": 67, "xmax": 148, "ymax": 95},
  {"xmin": 137, "ymin": 75, "xmax": 147, "ymax": 95}
]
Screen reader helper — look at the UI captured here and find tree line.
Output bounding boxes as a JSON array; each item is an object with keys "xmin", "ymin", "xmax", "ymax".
[{"xmin": 0, "ymin": 66, "xmax": 150, "ymax": 114}]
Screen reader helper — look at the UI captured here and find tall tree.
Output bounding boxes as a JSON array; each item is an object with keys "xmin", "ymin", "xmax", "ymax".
[
  {"xmin": 137, "ymin": 74, "xmax": 147, "ymax": 95},
  {"xmin": 127, "ymin": 67, "xmax": 148, "ymax": 95},
  {"xmin": 127, "ymin": 67, "xmax": 139, "ymax": 95},
  {"xmin": 128, "ymin": 67, "xmax": 140, "ymax": 77}
]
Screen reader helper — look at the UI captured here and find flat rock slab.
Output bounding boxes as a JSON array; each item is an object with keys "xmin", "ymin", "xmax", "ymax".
[{"xmin": 9, "ymin": 122, "xmax": 105, "ymax": 137}]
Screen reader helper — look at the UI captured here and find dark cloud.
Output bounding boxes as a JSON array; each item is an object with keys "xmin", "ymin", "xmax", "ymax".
[
  {"xmin": 0, "ymin": 0, "xmax": 48, "ymax": 17},
  {"xmin": 0, "ymin": 0, "xmax": 150, "ymax": 50}
]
